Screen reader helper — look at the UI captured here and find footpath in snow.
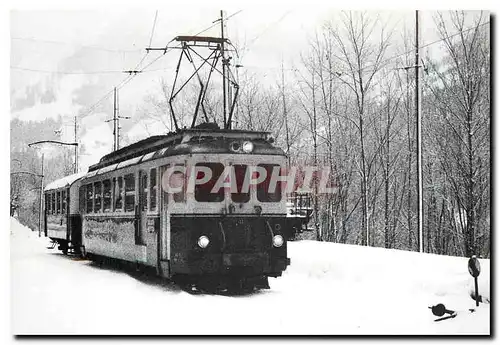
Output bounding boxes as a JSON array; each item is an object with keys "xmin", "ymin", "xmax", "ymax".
[{"xmin": 10, "ymin": 217, "xmax": 490, "ymax": 335}]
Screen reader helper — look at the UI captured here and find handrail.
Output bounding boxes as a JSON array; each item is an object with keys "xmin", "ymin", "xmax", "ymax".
[
  {"xmin": 266, "ymin": 221, "xmax": 275, "ymax": 248},
  {"xmin": 218, "ymin": 222, "xmax": 226, "ymax": 251}
]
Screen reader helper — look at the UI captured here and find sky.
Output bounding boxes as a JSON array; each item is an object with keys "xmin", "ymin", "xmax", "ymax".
[{"xmin": 8, "ymin": 4, "xmax": 491, "ymax": 171}]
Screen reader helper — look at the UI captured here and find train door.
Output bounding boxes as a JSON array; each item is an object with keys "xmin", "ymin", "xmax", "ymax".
[
  {"xmin": 158, "ymin": 164, "xmax": 171, "ymax": 277},
  {"xmin": 44, "ymin": 193, "xmax": 49, "ymax": 237},
  {"xmin": 136, "ymin": 170, "xmax": 147, "ymax": 245},
  {"xmin": 144, "ymin": 169, "xmax": 160, "ymax": 267},
  {"xmin": 65, "ymin": 187, "xmax": 70, "ymax": 243}
]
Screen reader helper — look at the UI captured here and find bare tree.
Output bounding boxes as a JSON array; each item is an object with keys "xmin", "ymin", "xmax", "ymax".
[
  {"xmin": 372, "ymin": 71, "xmax": 406, "ymax": 248},
  {"xmin": 425, "ymin": 11, "xmax": 490, "ymax": 257},
  {"xmin": 324, "ymin": 11, "xmax": 392, "ymax": 246}
]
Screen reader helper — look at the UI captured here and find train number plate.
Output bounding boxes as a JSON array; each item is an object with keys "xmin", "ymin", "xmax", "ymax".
[{"xmin": 222, "ymin": 253, "xmax": 269, "ymax": 267}]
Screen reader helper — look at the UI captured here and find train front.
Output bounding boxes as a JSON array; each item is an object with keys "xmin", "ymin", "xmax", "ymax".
[{"xmin": 164, "ymin": 132, "xmax": 290, "ymax": 292}]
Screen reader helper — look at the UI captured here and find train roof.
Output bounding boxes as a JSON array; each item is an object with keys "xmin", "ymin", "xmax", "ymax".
[
  {"xmin": 44, "ymin": 171, "xmax": 87, "ymax": 192},
  {"xmin": 88, "ymin": 125, "xmax": 282, "ymax": 173}
]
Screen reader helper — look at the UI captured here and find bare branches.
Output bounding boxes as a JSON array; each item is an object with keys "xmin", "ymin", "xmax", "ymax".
[{"xmin": 426, "ymin": 10, "xmax": 490, "ymax": 256}]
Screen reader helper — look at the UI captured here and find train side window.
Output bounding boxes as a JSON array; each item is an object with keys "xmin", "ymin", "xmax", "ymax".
[
  {"xmin": 79, "ymin": 186, "xmax": 85, "ymax": 213},
  {"xmin": 103, "ymin": 180, "xmax": 112, "ymax": 212},
  {"xmin": 56, "ymin": 191, "xmax": 61, "ymax": 214},
  {"xmin": 51, "ymin": 193, "xmax": 55, "ymax": 214},
  {"xmin": 111, "ymin": 178, "xmax": 116, "ymax": 211},
  {"xmin": 45, "ymin": 194, "xmax": 50, "ymax": 214},
  {"xmin": 61, "ymin": 190, "xmax": 66, "ymax": 214},
  {"xmin": 94, "ymin": 181, "xmax": 102, "ymax": 213},
  {"xmin": 141, "ymin": 172, "xmax": 148, "ymax": 211},
  {"xmin": 124, "ymin": 173, "xmax": 135, "ymax": 212},
  {"xmin": 115, "ymin": 177, "xmax": 124, "ymax": 211},
  {"xmin": 51, "ymin": 193, "xmax": 54, "ymax": 214},
  {"xmin": 195, "ymin": 163, "xmax": 224, "ymax": 202},
  {"xmin": 45, "ymin": 193, "xmax": 50, "ymax": 215},
  {"xmin": 86, "ymin": 184, "xmax": 93, "ymax": 213},
  {"xmin": 231, "ymin": 164, "xmax": 250, "ymax": 203},
  {"xmin": 257, "ymin": 164, "xmax": 282, "ymax": 202},
  {"xmin": 150, "ymin": 168, "xmax": 157, "ymax": 211}
]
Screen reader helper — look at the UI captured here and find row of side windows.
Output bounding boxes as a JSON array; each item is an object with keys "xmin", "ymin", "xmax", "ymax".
[
  {"xmin": 83, "ymin": 169, "xmax": 158, "ymax": 214},
  {"xmin": 45, "ymin": 189, "xmax": 67, "ymax": 215}
]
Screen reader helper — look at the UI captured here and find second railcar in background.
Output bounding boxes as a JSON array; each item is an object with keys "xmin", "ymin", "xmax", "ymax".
[{"xmin": 44, "ymin": 172, "xmax": 86, "ymax": 254}]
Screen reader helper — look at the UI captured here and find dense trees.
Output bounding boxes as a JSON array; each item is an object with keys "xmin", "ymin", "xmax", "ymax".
[
  {"xmin": 10, "ymin": 117, "xmax": 74, "ymax": 230},
  {"xmin": 424, "ymin": 11, "xmax": 490, "ymax": 257},
  {"xmin": 290, "ymin": 10, "xmax": 490, "ymax": 257},
  {"xmin": 253, "ymin": 10, "xmax": 489, "ymax": 257}
]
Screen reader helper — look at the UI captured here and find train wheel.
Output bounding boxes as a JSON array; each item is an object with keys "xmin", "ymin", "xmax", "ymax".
[
  {"xmin": 58, "ymin": 241, "xmax": 68, "ymax": 255},
  {"xmin": 79, "ymin": 246, "xmax": 87, "ymax": 259}
]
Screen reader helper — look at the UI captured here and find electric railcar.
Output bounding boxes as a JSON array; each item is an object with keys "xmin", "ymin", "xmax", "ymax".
[{"xmin": 44, "ymin": 125, "xmax": 291, "ymax": 292}]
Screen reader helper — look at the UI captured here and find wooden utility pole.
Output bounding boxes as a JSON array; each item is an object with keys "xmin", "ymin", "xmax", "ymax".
[
  {"xmin": 405, "ymin": 67, "xmax": 413, "ymax": 250},
  {"xmin": 106, "ymin": 87, "xmax": 129, "ymax": 151},
  {"xmin": 312, "ymin": 73, "xmax": 319, "ymax": 241},
  {"xmin": 113, "ymin": 87, "xmax": 118, "ymax": 151},
  {"xmin": 220, "ymin": 10, "xmax": 228, "ymax": 128},
  {"xmin": 281, "ymin": 59, "xmax": 291, "ymax": 168},
  {"xmin": 415, "ymin": 10, "xmax": 424, "ymax": 253},
  {"xmin": 115, "ymin": 88, "xmax": 130, "ymax": 150},
  {"xmin": 74, "ymin": 116, "xmax": 78, "ymax": 173},
  {"xmin": 38, "ymin": 153, "xmax": 44, "ymax": 237}
]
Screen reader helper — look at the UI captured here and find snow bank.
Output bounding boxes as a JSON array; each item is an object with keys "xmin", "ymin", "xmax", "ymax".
[
  {"xmin": 287, "ymin": 240, "xmax": 490, "ymax": 303},
  {"xmin": 279, "ymin": 241, "xmax": 490, "ymax": 334},
  {"xmin": 11, "ymin": 218, "xmax": 490, "ymax": 335},
  {"xmin": 10, "ymin": 218, "xmax": 52, "ymax": 255}
]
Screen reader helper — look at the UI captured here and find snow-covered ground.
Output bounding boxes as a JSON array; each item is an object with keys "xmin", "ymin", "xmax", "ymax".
[{"xmin": 10, "ymin": 217, "xmax": 490, "ymax": 335}]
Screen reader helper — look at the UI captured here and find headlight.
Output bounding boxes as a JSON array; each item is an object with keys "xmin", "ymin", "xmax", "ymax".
[
  {"xmin": 242, "ymin": 141, "xmax": 254, "ymax": 153},
  {"xmin": 272, "ymin": 235, "xmax": 284, "ymax": 248},
  {"xmin": 197, "ymin": 235, "xmax": 210, "ymax": 248},
  {"xmin": 230, "ymin": 141, "xmax": 241, "ymax": 152}
]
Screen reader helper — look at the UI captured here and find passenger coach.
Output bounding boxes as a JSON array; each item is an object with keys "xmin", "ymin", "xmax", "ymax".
[{"xmin": 44, "ymin": 172, "xmax": 86, "ymax": 254}]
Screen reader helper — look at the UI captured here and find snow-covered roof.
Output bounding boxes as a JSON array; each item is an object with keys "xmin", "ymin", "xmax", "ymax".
[{"xmin": 44, "ymin": 171, "xmax": 87, "ymax": 192}]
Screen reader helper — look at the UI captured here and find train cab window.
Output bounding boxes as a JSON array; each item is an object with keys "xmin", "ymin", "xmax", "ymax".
[
  {"xmin": 51, "ymin": 193, "xmax": 56, "ymax": 214},
  {"xmin": 94, "ymin": 181, "xmax": 102, "ymax": 213},
  {"xmin": 56, "ymin": 191, "xmax": 61, "ymax": 214},
  {"xmin": 166, "ymin": 164, "xmax": 185, "ymax": 203},
  {"xmin": 103, "ymin": 180, "xmax": 112, "ymax": 212},
  {"xmin": 61, "ymin": 190, "xmax": 66, "ymax": 214},
  {"xmin": 86, "ymin": 184, "xmax": 93, "ymax": 213},
  {"xmin": 257, "ymin": 164, "xmax": 282, "ymax": 202},
  {"xmin": 231, "ymin": 164, "xmax": 250, "ymax": 203},
  {"xmin": 124, "ymin": 173, "xmax": 135, "ymax": 212},
  {"xmin": 195, "ymin": 163, "xmax": 224, "ymax": 202},
  {"xmin": 150, "ymin": 168, "xmax": 157, "ymax": 211},
  {"xmin": 114, "ymin": 177, "xmax": 124, "ymax": 211}
]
